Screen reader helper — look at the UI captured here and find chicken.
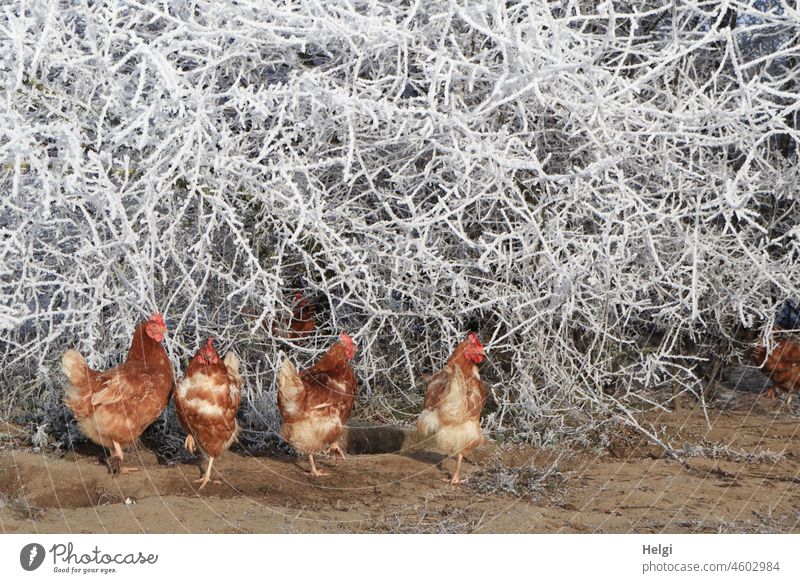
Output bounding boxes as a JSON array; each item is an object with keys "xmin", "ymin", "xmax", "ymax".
[
  {"xmin": 273, "ymin": 292, "xmax": 317, "ymax": 338},
  {"xmin": 174, "ymin": 338, "xmax": 242, "ymax": 490},
  {"xmin": 754, "ymin": 327, "xmax": 800, "ymax": 403},
  {"xmin": 417, "ymin": 333, "xmax": 487, "ymax": 484},
  {"xmin": 277, "ymin": 332, "xmax": 357, "ymax": 477},
  {"xmin": 287, "ymin": 292, "xmax": 317, "ymax": 337},
  {"xmin": 62, "ymin": 313, "xmax": 174, "ymax": 475}
]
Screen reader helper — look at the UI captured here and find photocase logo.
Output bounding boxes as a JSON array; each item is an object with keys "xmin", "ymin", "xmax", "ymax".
[
  {"xmin": 16, "ymin": 541, "xmax": 158, "ymax": 574},
  {"xmin": 20, "ymin": 543, "xmax": 46, "ymax": 571}
]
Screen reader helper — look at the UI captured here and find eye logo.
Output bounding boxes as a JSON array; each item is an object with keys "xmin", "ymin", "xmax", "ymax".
[{"xmin": 20, "ymin": 543, "xmax": 46, "ymax": 571}]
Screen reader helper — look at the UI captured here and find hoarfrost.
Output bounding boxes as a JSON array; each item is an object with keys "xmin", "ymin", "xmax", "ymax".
[{"xmin": 1, "ymin": 1, "xmax": 799, "ymax": 449}]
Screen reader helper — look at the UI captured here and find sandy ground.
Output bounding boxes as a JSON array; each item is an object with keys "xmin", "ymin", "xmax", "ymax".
[{"xmin": 2, "ymin": 381, "xmax": 799, "ymax": 534}]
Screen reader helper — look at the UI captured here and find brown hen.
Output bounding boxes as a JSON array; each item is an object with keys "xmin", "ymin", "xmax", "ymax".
[
  {"xmin": 62, "ymin": 313, "xmax": 174, "ymax": 475},
  {"xmin": 277, "ymin": 333, "xmax": 357, "ymax": 477},
  {"xmin": 754, "ymin": 327, "xmax": 800, "ymax": 403},
  {"xmin": 417, "ymin": 333, "xmax": 487, "ymax": 484},
  {"xmin": 273, "ymin": 292, "xmax": 317, "ymax": 339},
  {"xmin": 174, "ymin": 338, "xmax": 242, "ymax": 490}
]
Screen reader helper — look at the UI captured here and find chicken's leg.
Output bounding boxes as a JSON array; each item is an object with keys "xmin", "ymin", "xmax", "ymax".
[
  {"xmin": 442, "ymin": 453, "xmax": 464, "ymax": 485},
  {"xmin": 762, "ymin": 385, "xmax": 778, "ymax": 399},
  {"xmin": 195, "ymin": 456, "xmax": 222, "ymax": 490},
  {"xmin": 329, "ymin": 443, "xmax": 346, "ymax": 464},
  {"xmin": 309, "ymin": 454, "xmax": 329, "ymax": 477},
  {"xmin": 108, "ymin": 441, "xmax": 139, "ymax": 476}
]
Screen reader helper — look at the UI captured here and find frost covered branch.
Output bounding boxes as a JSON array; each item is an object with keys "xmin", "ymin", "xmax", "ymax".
[{"xmin": 1, "ymin": 0, "xmax": 799, "ymax": 448}]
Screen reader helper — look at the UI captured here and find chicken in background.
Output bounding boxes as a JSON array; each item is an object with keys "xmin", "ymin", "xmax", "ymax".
[
  {"xmin": 62, "ymin": 313, "xmax": 174, "ymax": 475},
  {"xmin": 277, "ymin": 332, "xmax": 357, "ymax": 477},
  {"xmin": 273, "ymin": 292, "xmax": 317, "ymax": 339},
  {"xmin": 754, "ymin": 328, "xmax": 800, "ymax": 403},
  {"xmin": 417, "ymin": 333, "xmax": 487, "ymax": 484},
  {"xmin": 753, "ymin": 299, "xmax": 800, "ymax": 403},
  {"xmin": 288, "ymin": 292, "xmax": 317, "ymax": 337},
  {"xmin": 174, "ymin": 338, "xmax": 242, "ymax": 490}
]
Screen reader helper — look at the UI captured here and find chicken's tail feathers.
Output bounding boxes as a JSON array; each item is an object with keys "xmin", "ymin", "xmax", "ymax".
[
  {"xmin": 61, "ymin": 349, "xmax": 86, "ymax": 377},
  {"xmin": 277, "ymin": 357, "xmax": 296, "ymax": 380},
  {"xmin": 416, "ymin": 409, "xmax": 441, "ymax": 437},
  {"xmin": 223, "ymin": 350, "xmax": 240, "ymax": 373},
  {"xmin": 277, "ymin": 358, "xmax": 304, "ymax": 412},
  {"xmin": 61, "ymin": 350, "xmax": 94, "ymax": 410},
  {"xmin": 62, "ymin": 349, "xmax": 90, "ymax": 388},
  {"xmin": 223, "ymin": 351, "xmax": 242, "ymax": 384}
]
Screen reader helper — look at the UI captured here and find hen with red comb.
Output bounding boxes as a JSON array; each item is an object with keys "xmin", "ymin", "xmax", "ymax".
[
  {"xmin": 417, "ymin": 333, "xmax": 488, "ymax": 484},
  {"xmin": 61, "ymin": 312, "xmax": 174, "ymax": 475},
  {"xmin": 174, "ymin": 338, "xmax": 242, "ymax": 490},
  {"xmin": 277, "ymin": 332, "xmax": 358, "ymax": 477}
]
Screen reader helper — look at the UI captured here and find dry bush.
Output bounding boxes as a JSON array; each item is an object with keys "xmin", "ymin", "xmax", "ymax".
[{"xmin": 1, "ymin": 1, "xmax": 799, "ymax": 452}]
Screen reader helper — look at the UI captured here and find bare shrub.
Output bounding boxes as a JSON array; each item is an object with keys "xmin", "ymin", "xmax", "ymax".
[{"xmin": 1, "ymin": 1, "xmax": 798, "ymax": 450}]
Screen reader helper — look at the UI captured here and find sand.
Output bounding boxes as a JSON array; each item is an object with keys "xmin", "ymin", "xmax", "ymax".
[{"xmin": 2, "ymin": 395, "xmax": 799, "ymax": 533}]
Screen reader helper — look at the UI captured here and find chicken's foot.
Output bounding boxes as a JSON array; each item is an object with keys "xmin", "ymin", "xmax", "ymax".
[
  {"xmin": 107, "ymin": 442, "xmax": 139, "ymax": 475},
  {"xmin": 442, "ymin": 453, "xmax": 464, "ymax": 485},
  {"xmin": 194, "ymin": 457, "xmax": 222, "ymax": 490},
  {"xmin": 309, "ymin": 454, "xmax": 329, "ymax": 477},
  {"xmin": 108, "ymin": 455, "xmax": 122, "ymax": 475},
  {"xmin": 328, "ymin": 443, "xmax": 346, "ymax": 464},
  {"xmin": 184, "ymin": 434, "xmax": 197, "ymax": 454}
]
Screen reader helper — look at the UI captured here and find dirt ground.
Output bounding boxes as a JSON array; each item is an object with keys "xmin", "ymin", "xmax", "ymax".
[{"xmin": 2, "ymin": 371, "xmax": 799, "ymax": 533}]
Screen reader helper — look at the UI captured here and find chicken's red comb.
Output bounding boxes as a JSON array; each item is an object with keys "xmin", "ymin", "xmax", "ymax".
[
  {"xmin": 149, "ymin": 313, "xmax": 166, "ymax": 328},
  {"xmin": 467, "ymin": 332, "xmax": 483, "ymax": 347},
  {"xmin": 200, "ymin": 337, "xmax": 219, "ymax": 355},
  {"xmin": 339, "ymin": 332, "xmax": 355, "ymax": 346}
]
